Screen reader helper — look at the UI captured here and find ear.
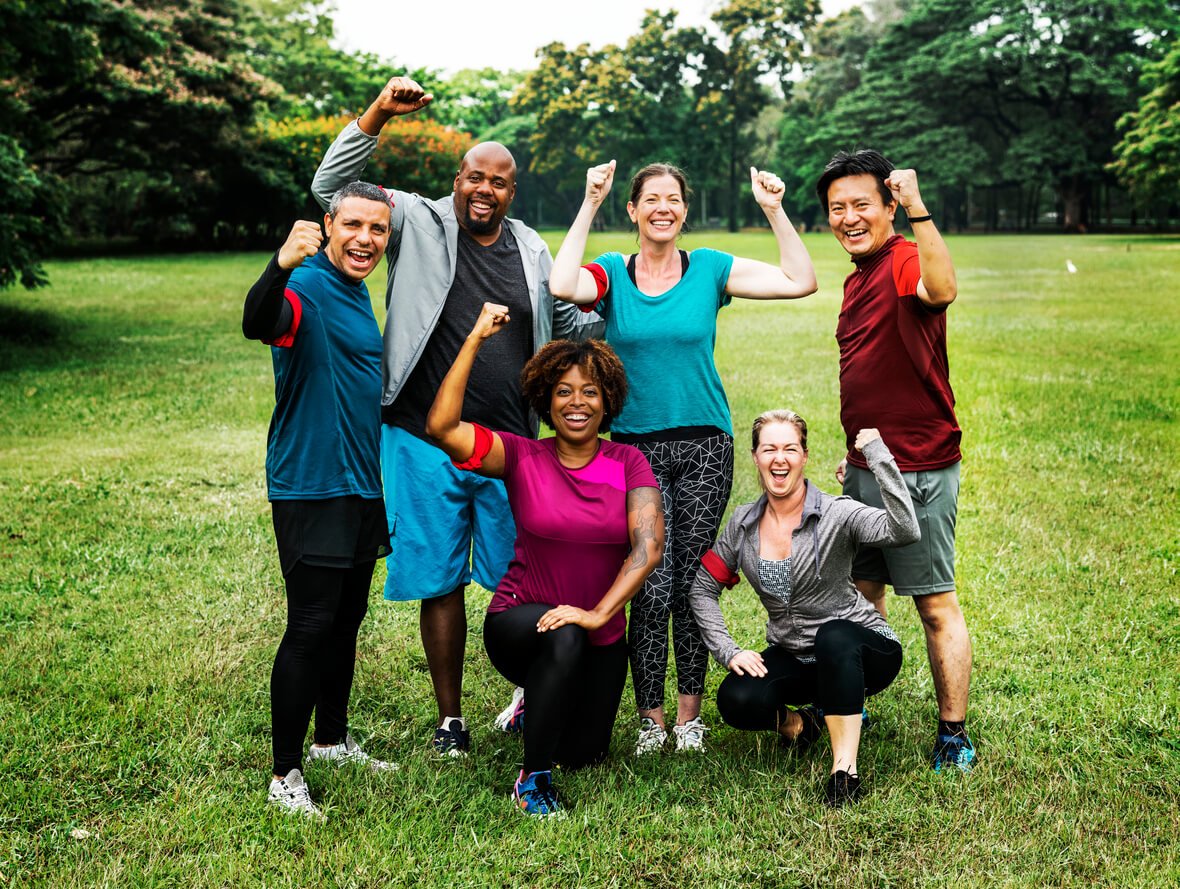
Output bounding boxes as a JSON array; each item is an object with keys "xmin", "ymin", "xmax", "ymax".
[
  {"xmin": 627, "ymin": 202, "xmax": 638, "ymax": 223},
  {"xmin": 323, "ymin": 212, "xmax": 333, "ymax": 236}
]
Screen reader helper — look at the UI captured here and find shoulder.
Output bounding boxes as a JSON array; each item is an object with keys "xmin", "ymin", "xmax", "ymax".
[
  {"xmin": 504, "ymin": 218, "xmax": 547, "ymax": 253},
  {"xmin": 591, "ymin": 252, "xmax": 625, "ymax": 274},
  {"xmin": 287, "ymin": 252, "xmax": 332, "ymax": 295},
  {"xmin": 688, "ymin": 247, "xmax": 731, "ymax": 264},
  {"xmin": 602, "ymin": 439, "xmax": 658, "ymax": 484}
]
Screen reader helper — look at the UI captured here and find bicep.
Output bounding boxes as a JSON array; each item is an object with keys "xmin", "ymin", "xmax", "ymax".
[
  {"xmin": 626, "ymin": 486, "xmax": 664, "ymax": 546},
  {"xmin": 725, "ymin": 256, "xmax": 810, "ymax": 300}
]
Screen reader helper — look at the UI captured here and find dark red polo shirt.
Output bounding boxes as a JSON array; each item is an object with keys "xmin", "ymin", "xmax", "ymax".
[{"xmin": 837, "ymin": 234, "xmax": 961, "ymax": 471}]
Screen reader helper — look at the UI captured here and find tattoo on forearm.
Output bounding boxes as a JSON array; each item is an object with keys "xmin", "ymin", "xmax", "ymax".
[{"xmin": 625, "ymin": 487, "xmax": 662, "ymax": 575}]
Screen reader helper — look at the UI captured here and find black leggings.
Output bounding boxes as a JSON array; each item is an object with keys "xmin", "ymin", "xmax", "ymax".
[
  {"xmin": 271, "ymin": 560, "xmax": 373, "ymax": 776},
  {"xmin": 484, "ymin": 604, "xmax": 628, "ymax": 774},
  {"xmin": 717, "ymin": 620, "xmax": 902, "ymax": 731}
]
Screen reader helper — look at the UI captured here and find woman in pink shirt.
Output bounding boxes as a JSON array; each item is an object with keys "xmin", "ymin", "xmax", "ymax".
[{"xmin": 426, "ymin": 302, "xmax": 665, "ymax": 817}]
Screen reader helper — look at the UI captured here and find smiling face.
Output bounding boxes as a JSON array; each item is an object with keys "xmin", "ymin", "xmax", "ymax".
[
  {"xmin": 627, "ymin": 173, "xmax": 687, "ymax": 245},
  {"xmin": 826, "ymin": 173, "xmax": 897, "ymax": 259},
  {"xmin": 453, "ymin": 143, "xmax": 516, "ymax": 242},
  {"xmin": 752, "ymin": 421, "xmax": 809, "ymax": 499},
  {"xmin": 323, "ymin": 196, "xmax": 391, "ymax": 281},
  {"xmin": 549, "ymin": 363, "xmax": 604, "ymax": 446}
]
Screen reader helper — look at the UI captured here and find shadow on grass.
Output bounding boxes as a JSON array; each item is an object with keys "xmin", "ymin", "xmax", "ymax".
[{"xmin": 0, "ymin": 301, "xmax": 73, "ymax": 374}]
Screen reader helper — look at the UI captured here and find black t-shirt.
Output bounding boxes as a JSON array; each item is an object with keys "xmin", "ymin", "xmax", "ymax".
[{"xmin": 388, "ymin": 225, "xmax": 535, "ymax": 438}]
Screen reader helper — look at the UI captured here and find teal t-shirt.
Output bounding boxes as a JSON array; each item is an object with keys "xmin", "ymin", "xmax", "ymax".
[{"xmin": 591, "ymin": 248, "xmax": 734, "ymax": 436}]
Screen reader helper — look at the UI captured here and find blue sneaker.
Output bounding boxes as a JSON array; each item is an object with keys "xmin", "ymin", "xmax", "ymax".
[
  {"xmin": 932, "ymin": 733, "xmax": 976, "ymax": 773},
  {"xmin": 512, "ymin": 770, "xmax": 563, "ymax": 818},
  {"xmin": 861, "ymin": 706, "xmax": 872, "ymax": 731}
]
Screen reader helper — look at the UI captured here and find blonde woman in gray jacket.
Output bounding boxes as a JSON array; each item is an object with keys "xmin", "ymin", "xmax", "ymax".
[{"xmin": 688, "ymin": 410, "xmax": 919, "ymax": 807}]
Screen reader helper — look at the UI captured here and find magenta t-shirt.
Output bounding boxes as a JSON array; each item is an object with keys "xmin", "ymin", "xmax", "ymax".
[{"xmin": 488, "ymin": 433, "xmax": 659, "ymax": 646}]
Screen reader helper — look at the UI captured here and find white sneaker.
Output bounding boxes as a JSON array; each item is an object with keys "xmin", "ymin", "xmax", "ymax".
[
  {"xmin": 673, "ymin": 717, "xmax": 708, "ymax": 752},
  {"xmin": 494, "ymin": 686, "xmax": 526, "ymax": 733},
  {"xmin": 307, "ymin": 732, "xmax": 397, "ymax": 771},
  {"xmin": 635, "ymin": 717, "xmax": 668, "ymax": 755},
  {"xmin": 267, "ymin": 768, "xmax": 324, "ymax": 820}
]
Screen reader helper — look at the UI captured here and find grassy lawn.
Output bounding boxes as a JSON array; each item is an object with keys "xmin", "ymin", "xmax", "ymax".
[{"xmin": 0, "ymin": 232, "xmax": 1176, "ymax": 887}]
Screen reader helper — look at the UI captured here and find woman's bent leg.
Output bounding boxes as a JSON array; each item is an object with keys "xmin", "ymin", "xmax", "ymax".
[
  {"xmin": 271, "ymin": 562, "xmax": 346, "ymax": 776},
  {"xmin": 555, "ymin": 638, "xmax": 628, "ymax": 770},
  {"xmin": 716, "ymin": 646, "xmax": 815, "ymax": 732},
  {"xmin": 484, "ymin": 605, "xmax": 589, "ymax": 774}
]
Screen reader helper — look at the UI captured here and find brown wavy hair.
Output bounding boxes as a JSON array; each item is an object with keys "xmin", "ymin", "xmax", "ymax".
[
  {"xmin": 520, "ymin": 339, "xmax": 629, "ymax": 432},
  {"xmin": 751, "ymin": 409, "xmax": 809, "ymax": 453}
]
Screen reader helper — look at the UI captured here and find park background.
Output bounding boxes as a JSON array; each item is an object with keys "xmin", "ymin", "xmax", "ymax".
[{"xmin": 1, "ymin": 0, "xmax": 1178, "ymax": 886}]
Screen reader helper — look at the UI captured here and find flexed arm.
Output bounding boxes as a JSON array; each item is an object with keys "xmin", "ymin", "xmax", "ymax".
[
  {"xmin": 549, "ymin": 160, "xmax": 616, "ymax": 304},
  {"xmin": 886, "ymin": 168, "xmax": 957, "ymax": 308},
  {"xmin": 311, "ymin": 76, "xmax": 433, "ymax": 210},
  {"xmin": 536, "ymin": 485, "xmax": 664, "ymax": 633},
  {"xmin": 725, "ymin": 167, "xmax": 818, "ymax": 300},
  {"xmin": 425, "ymin": 302, "xmax": 509, "ymax": 477}
]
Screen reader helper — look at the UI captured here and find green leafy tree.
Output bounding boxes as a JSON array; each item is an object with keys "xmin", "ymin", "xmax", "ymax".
[
  {"xmin": 808, "ymin": 0, "xmax": 1179, "ymax": 231},
  {"xmin": 1109, "ymin": 39, "xmax": 1180, "ymax": 210}
]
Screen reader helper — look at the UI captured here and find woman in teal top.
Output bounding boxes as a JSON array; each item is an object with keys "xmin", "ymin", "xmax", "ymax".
[{"xmin": 547, "ymin": 160, "xmax": 817, "ymax": 754}]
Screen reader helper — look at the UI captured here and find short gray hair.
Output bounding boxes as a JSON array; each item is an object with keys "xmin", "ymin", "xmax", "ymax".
[{"xmin": 328, "ymin": 181, "xmax": 392, "ymax": 221}]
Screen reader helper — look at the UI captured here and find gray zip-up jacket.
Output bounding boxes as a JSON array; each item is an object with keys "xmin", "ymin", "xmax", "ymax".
[
  {"xmin": 688, "ymin": 437, "xmax": 919, "ymax": 667},
  {"xmin": 310, "ymin": 121, "xmax": 601, "ymax": 434}
]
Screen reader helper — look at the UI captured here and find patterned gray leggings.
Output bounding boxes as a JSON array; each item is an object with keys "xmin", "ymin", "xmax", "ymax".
[{"xmin": 628, "ymin": 433, "xmax": 734, "ymax": 710}]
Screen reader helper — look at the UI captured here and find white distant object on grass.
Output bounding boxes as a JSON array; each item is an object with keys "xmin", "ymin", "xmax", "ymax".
[{"xmin": 1066, "ymin": 259, "xmax": 1078, "ymax": 273}]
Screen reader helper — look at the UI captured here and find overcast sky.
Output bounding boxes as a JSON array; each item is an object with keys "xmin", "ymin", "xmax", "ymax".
[{"xmin": 332, "ymin": 0, "xmax": 861, "ymax": 75}]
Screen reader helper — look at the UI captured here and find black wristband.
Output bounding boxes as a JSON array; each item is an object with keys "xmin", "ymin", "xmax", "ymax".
[{"xmin": 907, "ymin": 214, "xmax": 933, "ymax": 223}]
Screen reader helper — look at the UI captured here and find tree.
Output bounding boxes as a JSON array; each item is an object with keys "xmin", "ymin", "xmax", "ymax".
[
  {"xmin": 809, "ymin": 0, "xmax": 1179, "ymax": 231},
  {"xmin": 1109, "ymin": 39, "xmax": 1180, "ymax": 210}
]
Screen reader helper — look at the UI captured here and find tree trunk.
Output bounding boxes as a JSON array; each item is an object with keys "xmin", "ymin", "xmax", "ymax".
[
  {"xmin": 1059, "ymin": 176, "xmax": 1086, "ymax": 232},
  {"xmin": 728, "ymin": 115, "xmax": 739, "ymax": 233}
]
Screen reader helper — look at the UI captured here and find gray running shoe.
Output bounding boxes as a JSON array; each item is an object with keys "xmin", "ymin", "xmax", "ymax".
[{"xmin": 307, "ymin": 732, "xmax": 397, "ymax": 772}]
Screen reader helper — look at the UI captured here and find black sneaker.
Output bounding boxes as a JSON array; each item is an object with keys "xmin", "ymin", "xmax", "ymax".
[
  {"xmin": 824, "ymin": 770, "xmax": 863, "ymax": 807},
  {"xmin": 432, "ymin": 717, "xmax": 471, "ymax": 758}
]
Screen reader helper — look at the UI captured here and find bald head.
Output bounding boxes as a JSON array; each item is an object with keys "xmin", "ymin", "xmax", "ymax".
[
  {"xmin": 453, "ymin": 141, "xmax": 518, "ymax": 243},
  {"xmin": 460, "ymin": 141, "xmax": 517, "ymax": 179}
]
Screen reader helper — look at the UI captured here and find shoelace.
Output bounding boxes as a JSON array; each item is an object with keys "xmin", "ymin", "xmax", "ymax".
[
  {"xmin": 279, "ymin": 780, "xmax": 317, "ymax": 812},
  {"xmin": 678, "ymin": 722, "xmax": 708, "ymax": 745},
  {"xmin": 525, "ymin": 783, "xmax": 560, "ymax": 814}
]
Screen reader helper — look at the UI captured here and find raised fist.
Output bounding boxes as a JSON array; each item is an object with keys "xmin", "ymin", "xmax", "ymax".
[
  {"xmin": 277, "ymin": 220, "xmax": 323, "ymax": 270},
  {"xmin": 585, "ymin": 160, "xmax": 616, "ymax": 207},
  {"xmin": 374, "ymin": 76, "xmax": 433, "ymax": 117},
  {"xmin": 750, "ymin": 167, "xmax": 786, "ymax": 212}
]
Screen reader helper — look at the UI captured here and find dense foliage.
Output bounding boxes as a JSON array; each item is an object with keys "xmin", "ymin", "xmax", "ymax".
[{"xmin": 1, "ymin": 0, "xmax": 1176, "ymax": 290}]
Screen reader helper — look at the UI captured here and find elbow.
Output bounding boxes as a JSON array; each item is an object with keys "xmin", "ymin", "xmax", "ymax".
[
  {"xmin": 926, "ymin": 281, "xmax": 957, "ymax": 308},
  {"xmin": 898, "ymin": 522, "xmax": 921, "ymax": 546}
]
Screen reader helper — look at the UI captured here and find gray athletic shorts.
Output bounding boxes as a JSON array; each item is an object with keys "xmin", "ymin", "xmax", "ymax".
[{"xmin": 843, "ymin": 461, "xmax": 960, "ymax": 596}]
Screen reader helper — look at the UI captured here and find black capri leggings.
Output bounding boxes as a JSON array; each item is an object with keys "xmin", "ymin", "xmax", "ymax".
[
  {"xmin": 717, "ymin": 619, "xmax": 902, "ymax": 731},
  {"xmin": 484, "ymin": 604, "xmax": 628, "ymax": 775},
  {"xmin": 270, "ymin": 560, "xmax": 373, "ymax": 776}
]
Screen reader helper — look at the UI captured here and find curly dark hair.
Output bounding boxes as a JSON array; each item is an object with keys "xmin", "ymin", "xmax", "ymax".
[{"xmin": 520, "ymin": 339, "xmax": 629, "ymax": 432}]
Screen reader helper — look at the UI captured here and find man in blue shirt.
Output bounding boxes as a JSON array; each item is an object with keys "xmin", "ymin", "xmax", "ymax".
[{"xmin": 243, "ymin": 181, "xmax": 396, "ymax": 819}]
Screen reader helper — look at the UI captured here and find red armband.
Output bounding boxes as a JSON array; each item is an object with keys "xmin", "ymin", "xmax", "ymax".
[
  {"xmin": 452, "ymin": 422, "xmax": 494, "ymax": 471},
  {"xmin": 700, "ymin": 550, "xmax": 740, "ymax": 589},
  {"xmin": 579, "ymin": 262, "xmax": 608, "ymax": 312},
  {"xmin": 263, "ymin": 288, "xmax": 303, "ymax": 348}
]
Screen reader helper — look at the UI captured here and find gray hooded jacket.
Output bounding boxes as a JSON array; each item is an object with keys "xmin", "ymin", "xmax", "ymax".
[
  {"xmin": 688, "ymin": 436, "xmax": 919, "ymax": 668},
  {"xmin": 310, "ymin": 121, "xmax": 602, "ymax": 434}
]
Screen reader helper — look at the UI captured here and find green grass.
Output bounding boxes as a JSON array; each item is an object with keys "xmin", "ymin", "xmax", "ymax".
[{"xmin": 0, "ymin": 233, "xmax": 1177, "ymax": 887}]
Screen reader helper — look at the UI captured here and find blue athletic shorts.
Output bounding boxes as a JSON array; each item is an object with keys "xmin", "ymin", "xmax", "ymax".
[
  {"xmin": 843, "ymin": 461, "xmax": 960, "ymax": 597},
  {"xmin": 380, "ymin": 425, "xmax": 515, "ymax": 601}
]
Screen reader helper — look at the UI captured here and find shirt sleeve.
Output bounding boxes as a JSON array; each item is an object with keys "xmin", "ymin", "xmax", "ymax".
[
  {"xmin": 892, "ymin": 240, "xmax": 922, "ymax": 298},
  {"xmin": 687, "ymin": 511, "xmax": 744, "ymax": 668},
  {"xmin": 496, "ymin": 430, "xmax": 522, "ymax": 480},
  {"xmin": 694, "ymin": 248, "xmax": 735, "ymax": 310},
  {"xmin": 622, "ymin": 445, "xmax": 659, "ymax": 491},
  {"xmin": 242, "ymin": 251, "xmax": 304, "ymax": 347}
]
